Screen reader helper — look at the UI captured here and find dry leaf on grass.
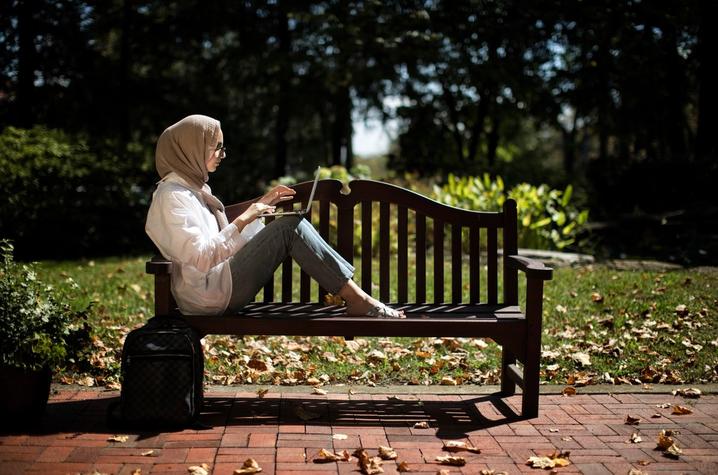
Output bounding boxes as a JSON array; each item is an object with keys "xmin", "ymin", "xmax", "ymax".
[
  {"xmin": 378, "ymin": 446, "xmax": 398, "ymax": 460},
  {"xmin": 354, "ymin": 449, "xmax": 384, "ymax": 474},
  {"xmin": 624, "ymin": 415, "xmax": 640, "ymax": 425},
  {"xmin": 313, "ymin": 448, "xmax": 350, "ymax": 463},
  {"xmin": 234, "ymin": 458, "xmax": 263, "ymax": 474},
  {"xmin": 672, "ymin": 405, "xmax": 693, "ymax": 415},
  {"xmin": 591, "ymin": 292, "xmax": 604, "ymax": 303},
  {"xmin": 435, "ymin": 455, "xmax": 466, "ymax": 466},
  {"xmin": 442, "ymin": 440, "xmax": 481, "ymax": 453},
  {"xmin": 570, "ymin": 352, "xmax": 591, "ymax": 367},
  {"xmin": 675, "ymin": 304, "xmax": 689, "ymax": 317},
  {"xmin": 187, "ymin": 464, "xmax": 210, "ymax": 475},
  {"xmin": 108, "ymin": 435, "xmax": 129, "ymax": 443},
  {"xmin": 413, "ymin": 421, "xmax": 430, "ymax": 429},
  {"xmin": 440, "ymin": 376, "xmax": 458, "ymax": 385}
]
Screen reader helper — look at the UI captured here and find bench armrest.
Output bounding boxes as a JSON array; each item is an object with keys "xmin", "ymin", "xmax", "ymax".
[
  {"xmin": 146, "ymin": 256, "xmax": 173, "ymax": 275},
  {"xmin": 507, "ymin": 255, "xmax": 553, "ymax": 281}
]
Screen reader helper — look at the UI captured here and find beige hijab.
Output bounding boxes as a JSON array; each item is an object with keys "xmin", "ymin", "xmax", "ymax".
[{"xmin": 155, "ymin": 115, "xmax": 229, "ymax": 229}]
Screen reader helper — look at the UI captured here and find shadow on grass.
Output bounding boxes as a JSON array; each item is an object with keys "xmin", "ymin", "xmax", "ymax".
[{"xmin": 2, "ymin": 392, "xmax": 525, "ymax": 440}]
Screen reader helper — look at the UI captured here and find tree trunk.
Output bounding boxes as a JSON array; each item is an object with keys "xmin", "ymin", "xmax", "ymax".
[
  {"xmin": 274, "ymin": 4, "xmax": 290, "ymax": 177},
  {"xmin": 16, "ymin": 0, "xmax": 36, "ymax": 127},
  {"xmin": 695, "ymin": 0, "xmax": 717, "ymax": 162}
]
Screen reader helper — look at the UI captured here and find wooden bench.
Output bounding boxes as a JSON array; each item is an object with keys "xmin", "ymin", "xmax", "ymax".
[{"xmin": 146, "ymin": 179, "xmax": 553, "ymax": 418}]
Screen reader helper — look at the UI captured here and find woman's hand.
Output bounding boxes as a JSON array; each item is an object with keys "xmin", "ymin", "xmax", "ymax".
[
  {"xmin": 258, "ymin": 185, "xmax": 296, "ymax": 206},
  {"xmin": 238, "ymin": 202, "xmax": 276, "ymax": 224}
]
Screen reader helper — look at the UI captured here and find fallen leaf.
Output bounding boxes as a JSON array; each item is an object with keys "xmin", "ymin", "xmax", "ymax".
[
  {"xmin": 141, "ymin": 450, "xmax": 155, "ymax": 456},
  {"xmin": 591, "ymin": 292, "xmax": 604, "ymax": 303},
  {"xmin": 312, "ymin": 387, "xmax": 327, "ymax": 395},
  {"xmin": 256, "ymin": 388, "xmax": 269, "ymax": 398},
  {"xmin": 561, "ymin": 436, "xmax": 573, "ymax": 441},
  {"xmin": 656, "ymin": 403, "xmax": 671, "ymax": 409},
  {"xmin": 637, "ymin": 460, "xmax": 650, "ymax": 466},
  {"xmin": 628, "ymin": 470, "xmax": 647, "ymax": 475},
  {"xmin": 332, "ymin": 433, "xmax": 348, "ymax": 440},
  {"xmin": 651, "ymin": 413, "xmax": 662, "ymax": 418},
  {"xmin": 526, "ymin": 456, "xmax": 555, "ymax": 469},
  {"xmin": 313, "ymin": 448, "xmax": 350, "ymax": 463},
  {"xmin": 625, "ymin": 415, "xmax": 640, "ymax": 425},
  {"xmin": 438, "ymin": 470, "xmax": 450, "ymax": 475},
  {"xmin": 378, "ymin": 446, "xmax": 398, "ymax": 460},
  {"xmin": 387, "ymin": 395, "xmax": 401, "ymax": 400},
  {"xmin": 131, "ymin": 470, "xmax": 142, "ymax": 475},
  {"xmin": 397, "ymin": 461, "xmax": 411, "ymax": 472},
  {"xmin": 440, "ymin": 376, "xmax": 458, "ymax": 386},
  {"xmin": 571, "ymin": 352, "xmax": 591, "ymax": 367},
  {"xmin": 188, "ymin": 464, "xmax": 210, "ymax": 475},
  {"xmin": 442, "ymin": 440, "xmax": 481, "ymax": 453},
  {"xmin": 664, "ymin": 443, "xmax": 683, "ymax": 459},
  {"xmin": 234, "ymin": 458, "xmax": 263, "ymax": 474},
  {"xmin": 675, "ymin": 304, "xmax": 688, "ymax": 317},
  {"xmin": 656, "ymin": 430, "xmax": 675, "ymax": 450},
  {"xmin": 435, "ymin": 455, "xmax": 466, "ymax": 466},
  {"xmin": 562, "ymin": 386, "xmax": 577, "ymax": 396},
  {"xmin": 108, "ymin": 435, "xmax": 129, "ymax": 443},
  {"xmin": 673, "ymin": 387, "xmax": 701, "ymax": 398},
  {"xmin": 629, "ymin": 432, "xmax": 642, "ymax": 444},
  {"xmin": 480, "ymin": 471, "xmax": 509, "ymax": 475},
  {"xmin": 549, "ymin": 428, "xmax": 560, "ymax": 433},
  {"xmin": 672, "ymin": 405, "xmax": 693, "ymax": 415},
  {"xmin": 413, "ymin": 421, "xmax": 430, "ymax": 429},
  {"xmin": 354, "ymin": 449, "xmax": 383, "ymax": 474}
]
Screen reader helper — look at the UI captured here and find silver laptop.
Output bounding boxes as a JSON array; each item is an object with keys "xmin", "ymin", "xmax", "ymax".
[{"xmin": 261, "ymin": 166, "xmax": 321, "ymax": 217}]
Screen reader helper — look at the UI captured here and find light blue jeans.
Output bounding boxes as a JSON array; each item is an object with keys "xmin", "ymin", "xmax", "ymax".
[{"xmin": 227, "ymin": 216, "xmax": 355, "ymax": 312}]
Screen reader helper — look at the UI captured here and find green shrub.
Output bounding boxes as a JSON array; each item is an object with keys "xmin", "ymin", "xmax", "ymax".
[
  {"xmin": 0, "ymin": 240, "xmax": 92, "ymax": 371},
  {"xmin": 0, "ymin": 126, "xmax": 153, "ymax": 259},
  {"xmin": 435, "ymin": 173, "xmax": 589, "ymax": 250}
]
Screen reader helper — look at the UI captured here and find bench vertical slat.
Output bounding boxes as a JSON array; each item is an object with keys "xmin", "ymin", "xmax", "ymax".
[
  {"xmin": 487, "ymin": 226, "xmax": 497, "ymax": 304},
  {"xmin": 503, "ymin": 200, "xmax": 519, "ymax": 305},
  {"xmin": 398, "ymin": 206, "xmax": 408, "ymax": 303},
  {"xmin": 300, "ymin": 204, "xmax": 312, "ymax": 302},
  {"xmin": 361, "ymin": 201, "xmax": 372, "ymax": 295},
  {"xmin": 433, "ymin": 219, "xmax": 444, "ymax": 303},
  {"xmin": 379, "ymin": 202, "xmax": 390, "ymax": 302},
  {"xmin": 416, "ymin": 212, "xmax": 426, "ymax": 303},
  {"xmin": 262, "ymin": 216, "xmax": 276, "ymax": 302},
  {"xmin": 469, "ymin": 224, "xmax": 480, "ymax": 303},
  {"xmin": 318, "ymin": 200, "xmax": 331, "ymax": 302},
  {"xmin": 337, "ymin": 205, "xmax": 354, "ymax": 266},
  {"xmin": 451, "ymin": 223, "xmax": 462, "ymax": 304}
]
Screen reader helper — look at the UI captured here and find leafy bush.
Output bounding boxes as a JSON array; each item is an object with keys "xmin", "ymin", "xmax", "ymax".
[
  {"xmin": 0, "ymin": 240, "xmax": 92, "ymax": 371},
  {"xmin": 0, "ymin": 126, "xmax": 153, "ymax": 259},
  {"xmin": 435, "ymin": 174, "xmax": 589, "ymax": 250}
]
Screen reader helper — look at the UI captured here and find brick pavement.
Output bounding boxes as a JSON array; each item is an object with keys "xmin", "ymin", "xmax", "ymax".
[{"xmin": 0, "ymin": 388, "xmax": 716, "ymax": 474}]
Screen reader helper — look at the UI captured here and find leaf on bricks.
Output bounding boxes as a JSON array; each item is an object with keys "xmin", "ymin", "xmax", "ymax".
[
  {"xmin": 332, "ymin": 433, "xmax": 348, "ymax": 440},
  {"xmin": 313, "ymin": 448, "xmax": 351, "ymax": 463},
  {"xmin": 656, "ymin": 403, "xmax": 671, "ymax": 409},
  {"xmin": 436, "ymin": 455, "xmax": 466, "ymax": 466},
  {"xmin": 656, "ymin": 429, "xmax": 676, "ymax": 450},
  {"xmin": 378, "ymin": 446, "xmax": 398, "ymax": 460},
  {"xmin": 442, "ymin": 440, "xmax": 481, "ymax": 453},
  {"xmin": 480, "ymin": 470, "xmax": 509, "ymax": 475},
  {"xmin": 663, "ymin": 443, "xmax": 683, "ymax": 459},
  {"xmin": 234, "ymin": 458, "xmax": 263, "ymax": 474},
  {"xmin": 108, "ymin": 435, "xmax": 129, "ymax": 443},
  {"xmin": 354, "ymin": 449, "xmax": 384, "ymax": 474},
  {"xmin": 397, "ymin": 461, "xmax": 411, "ymax": 472},
  {"xmin": 526, "ymin": 456, "xmax": 555, "ymax": 469},
  {"xmin": 624, "ymin": 415, "xmax": 641, "ymax": 425},
  {"xmin": 131, "ymin": 469, "xmax": 142, "ymax": 475},
  {"xmin": 140, "ymin": 450, "xmax": 155, "ymax": 456},
  {"xmin": 628, "ymin": 470, "xmax": 647, "ymax": 475},
  {"xmin": 672, "ymin": 404, "xmax": 693, "ymax": 415},
  {"xmin": 629, "ymin": 432, "xmax": 642, "ymax": 444},
  {"xmin": 413, "ymin": 421, "xmax": 430, "ymax": 429},
  {"xmin": 672, "ymin": 387, "xmax": 701, "ymax": 398},
  {"xmin": 188, "ymin": 464, "xmax": 210, "ymax": 475}
]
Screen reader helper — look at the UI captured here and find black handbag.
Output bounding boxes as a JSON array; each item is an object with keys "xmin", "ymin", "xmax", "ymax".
[{"xmin": 109, "ymin": 316, "xmax": 204, "ymax": 428}]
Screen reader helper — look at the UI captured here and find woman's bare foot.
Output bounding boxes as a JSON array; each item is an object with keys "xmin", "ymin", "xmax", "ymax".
[{"xmin": 338, "ymin": 280, "xmax": 406, "ymax": 318}]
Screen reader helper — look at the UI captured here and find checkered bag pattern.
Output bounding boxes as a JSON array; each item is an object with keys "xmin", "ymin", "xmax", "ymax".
[{"xmin": 119, "ymin": 316, "xmax": 204, "ymax": 427}]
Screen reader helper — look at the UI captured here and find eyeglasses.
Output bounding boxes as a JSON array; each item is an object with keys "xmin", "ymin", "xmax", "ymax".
[{"xmin": 215, "ymin": 142, "xmax": 227, "ymax": 159}]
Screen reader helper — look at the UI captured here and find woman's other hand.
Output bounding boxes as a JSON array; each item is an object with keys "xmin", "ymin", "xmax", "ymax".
[
  {"xmin": 259, "ymin": 185, "xmax": 296, "ymax": 206},
  {"xmin": 238, "ymin": 202, "xmax": 276, "ymax": 224}
]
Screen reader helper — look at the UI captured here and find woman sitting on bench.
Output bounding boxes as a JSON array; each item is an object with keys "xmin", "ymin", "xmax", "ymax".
[{"xmin": 146, "ymin": 115, "xmax": 404, "ymax": 319}]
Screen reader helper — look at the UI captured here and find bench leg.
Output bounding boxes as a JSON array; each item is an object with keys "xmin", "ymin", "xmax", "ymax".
[
  {"xmin": 521, "ymin": 356, "xmax": 540, "ymax": 418},
  {"xmin": 521, "ymin": 278, "xmax": 544, "ymax": 418},
  {"xmin": 500, "ymin": 348, "xmax": 516, "ymax": 396}
]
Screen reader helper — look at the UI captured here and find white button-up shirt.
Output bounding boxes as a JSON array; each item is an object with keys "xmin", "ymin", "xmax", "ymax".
[{"xmin": 145, "ymin": 172, "xmax": 264, "ymax": 315}]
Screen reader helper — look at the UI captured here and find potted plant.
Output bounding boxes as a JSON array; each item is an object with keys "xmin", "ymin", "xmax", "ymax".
[{"xmin": 0, "ymin": 240, "xmax": 92, "ymax": 425}]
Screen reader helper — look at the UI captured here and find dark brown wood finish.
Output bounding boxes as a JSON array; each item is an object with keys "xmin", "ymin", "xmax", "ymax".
[{"xmin": 147, "ymin": 178, "xmax": 552, "ymax": 419}]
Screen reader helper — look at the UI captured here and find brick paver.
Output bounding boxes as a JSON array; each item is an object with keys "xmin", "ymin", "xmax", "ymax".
[{"xmin": 0, "ymin": 388, "xmax": 716, "ymax": 474}]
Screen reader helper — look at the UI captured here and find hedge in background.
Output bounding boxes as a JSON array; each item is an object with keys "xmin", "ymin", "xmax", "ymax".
[{"xmin": 0, "ymin": 127, "xmax": 154, "ymax": 260}]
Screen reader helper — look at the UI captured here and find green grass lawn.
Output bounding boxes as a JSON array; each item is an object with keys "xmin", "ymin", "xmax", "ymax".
[{"xmin": 34, "ymin": 256, "xmax": 718, "ymax": 388}]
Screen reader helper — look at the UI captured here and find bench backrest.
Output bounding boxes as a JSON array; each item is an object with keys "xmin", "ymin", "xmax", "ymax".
[{"xmin": 226, "ymin": 179, "xmax": 519, "ymax": 306}]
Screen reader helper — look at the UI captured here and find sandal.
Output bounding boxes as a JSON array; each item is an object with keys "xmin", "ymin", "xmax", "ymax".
[{"xmin": 365, "ymin": 302, "xmax": 406, "ymax": 319}]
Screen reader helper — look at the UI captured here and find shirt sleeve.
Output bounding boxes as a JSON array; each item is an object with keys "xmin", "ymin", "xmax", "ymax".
[{"xmin": 146, "ymin": 189, "xmax": 244, "ymax": 273}]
